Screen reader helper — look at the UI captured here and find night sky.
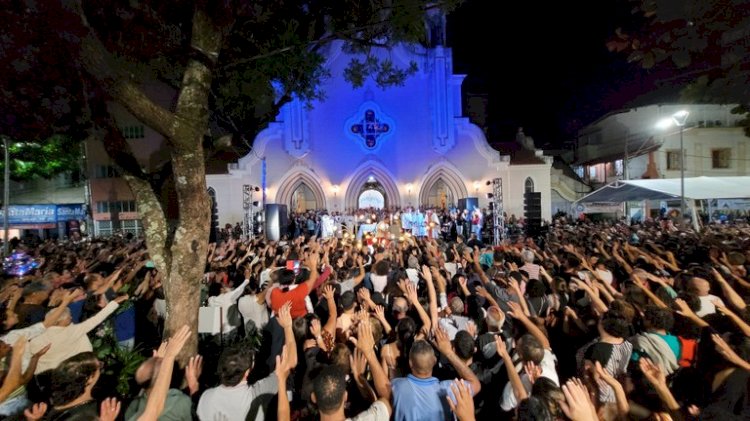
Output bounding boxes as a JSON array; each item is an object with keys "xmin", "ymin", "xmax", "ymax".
[{"xmin": 447, "ymin": 0, "xmax": 684, "ymax": 149}]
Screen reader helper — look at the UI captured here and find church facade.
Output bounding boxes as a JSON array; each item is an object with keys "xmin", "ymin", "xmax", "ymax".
[{"xmin": 207, "ymin": 40, "xmax": 553, "ymax": 226}]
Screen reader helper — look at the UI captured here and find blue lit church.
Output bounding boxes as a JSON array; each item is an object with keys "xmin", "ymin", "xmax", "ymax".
[{"xmin": 207, "ymin": 35, "xmax": 555, "ymax": 225}]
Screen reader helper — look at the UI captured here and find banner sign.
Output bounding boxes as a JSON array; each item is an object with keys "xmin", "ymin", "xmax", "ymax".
[
  {"xmin": 576, "ymin": 202, "xmax": 622, "ymax": 214},
  {"xmin": 0, "ymin": 204, "xmax": 86, "ymax": 226},
  {"xmin": 56, "ymin": 204, "xmax": 87, "ymax": 222}
]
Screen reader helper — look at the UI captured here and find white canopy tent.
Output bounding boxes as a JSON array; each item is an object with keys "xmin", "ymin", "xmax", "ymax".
[
  {"xmin": 575, "ymin": 177, "xmax": 750, "ymax": 230},
  {"xmin": 576, "ymin": 176, "xmax": 750, "ymax": 203}
]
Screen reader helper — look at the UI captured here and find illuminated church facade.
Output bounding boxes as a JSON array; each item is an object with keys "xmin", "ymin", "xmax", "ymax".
[{"xmin": 206, "ymin": 38, "xmax": 554, "ymax": 225}]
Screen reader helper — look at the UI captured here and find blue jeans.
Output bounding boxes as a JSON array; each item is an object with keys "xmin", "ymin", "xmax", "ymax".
[{"xmin": 0, "ymin": 393, "xmax": 29, "ymax": 416}]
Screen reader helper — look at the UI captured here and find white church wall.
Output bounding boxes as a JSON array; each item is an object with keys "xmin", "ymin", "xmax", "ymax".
[{"xmin": 215, "ymin": 42, "xmax": 552, "ymax": 223}]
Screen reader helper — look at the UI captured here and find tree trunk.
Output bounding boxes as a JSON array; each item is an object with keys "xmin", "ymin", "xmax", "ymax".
[{"xmin": 75, "ymin": 2, "xmax": 224, "ymax": 361}]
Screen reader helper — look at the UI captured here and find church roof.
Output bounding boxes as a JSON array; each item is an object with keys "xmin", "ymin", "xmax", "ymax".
[{"xmin": 491, "ymin": 142, "xmax": 547, "ymax": 165}]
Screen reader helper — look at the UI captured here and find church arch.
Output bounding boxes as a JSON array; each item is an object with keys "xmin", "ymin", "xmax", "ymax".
[
  {"xmin": 276, "ymin": 169, "xmax": 327, "ymax": 212},
  {"xmin": 418, "ymin": 165, "xmax": 469, "ymax": 208},
  {"xmin": 344, "ymin": 163, "xmax": 400, "ymax": 211}
]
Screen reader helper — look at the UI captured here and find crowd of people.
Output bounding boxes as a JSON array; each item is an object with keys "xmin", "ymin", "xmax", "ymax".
[{"xmin": 0, "ymin": 215, "xmax": 749, "ymax": 420}]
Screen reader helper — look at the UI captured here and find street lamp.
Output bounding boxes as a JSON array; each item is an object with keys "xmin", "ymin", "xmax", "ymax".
[{"xmin": 672, "ymin": 110, "xmax": 690, "ymax": 227}]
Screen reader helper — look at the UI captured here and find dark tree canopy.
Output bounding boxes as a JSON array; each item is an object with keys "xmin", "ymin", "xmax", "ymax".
[
  {"xmin": 1, "ymin": 0, "xmax": 460, "ymax": 164},
  {"xmin": 609, "ymin": 0, "xmax": 750, "ymax": 133}
]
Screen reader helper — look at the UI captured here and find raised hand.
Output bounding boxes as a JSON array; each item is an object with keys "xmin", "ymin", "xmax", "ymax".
[
  {"xmin": 277, "ymin": 302, "xmax": 293, "ymax": 329},
  {"xmin": 23, "ymin": 402, "xmax": 47, "ymax": 421},
  {"xmin": 164, "ymin": 325, "xmax": 191, "ymax": 359},
  {"xmin": 31, "ymin": 343, "xmax": 51, "ymax": 361},
  {"xmin": 350, "ymin": 348, "xmax": 369, "ymax": 381},
  {"xmin": 506, "ymin": 300, "xmax": 525, "ymax": 319},
  {"xmin": 465, "ymin": 321, "xmax": 477, "ymax": 338},
  {"xmin": 275, "ymin": 344, "xmax": 296, "ymax": 381},
  {"xmin": 99, "ymin": 398, "xmax": 121, "ymax": 421},
  {"xmin": 322, "ymin": 285, "xmax": 335, "ymax": 303},
  {"xmin": 357, "ymin": 287, "xmax": 371, "ymax": 303},
  {"xmin": 434, "ymin": 327, "xmax": 453, "ymax": 355},
  {"xmin": 524, "ymin": 361, "xmax": 542, "ymax": 385},
  {"xmin": 638, "ymin": 357, "xmax": 666, "ymax": 388},
  {"xmin": 185, "ymin": 355, "xmax": 203, "ymax": 395},
  {"xmin": 310, "ymin": 318, "xmax": 322, "ymax": 337},
  {"xmin": 446, "ymin": 380, "xmax": 475, "ymax": 421},
  {"xmin": 404, "ymin": 282, "xmax": 419, "ymax": 304},
  {"xmin": 559, "ymin": 378, "xmax": 597, "ymax": 421},
  {"xmin": 355, "ymin": 317, "xmax": 375, "ymax": 352},
  {"xmin": 373, "ymin": 305, "xmax": 386, "ymax": 321}
]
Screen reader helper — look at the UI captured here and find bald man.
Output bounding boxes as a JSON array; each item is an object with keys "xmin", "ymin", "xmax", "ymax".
[{"xmin": 391, "ymin": 333, "xmax": 481, "ymax": 421}]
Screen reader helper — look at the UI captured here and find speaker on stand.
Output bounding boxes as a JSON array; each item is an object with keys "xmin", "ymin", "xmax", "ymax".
[
  {"xmin": 524, "ymin": 192, "xmax": 542, "ymax": 239},
  {"xmin": 264, "ymin": 204, "xmax": 288, "ymax": 241}
]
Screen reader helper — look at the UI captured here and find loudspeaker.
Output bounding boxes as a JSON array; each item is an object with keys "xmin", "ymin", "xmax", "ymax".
[
  {"xmin": 264, "ymin": 204, "xmax": 288, "ymax": 241},
  {"xmin": 524, "ymin": 192, "xmax": 542, "ymax": 237},
  {"xmin": 458, "ymin": 197, "xmax": 479, "ymax": 212}
]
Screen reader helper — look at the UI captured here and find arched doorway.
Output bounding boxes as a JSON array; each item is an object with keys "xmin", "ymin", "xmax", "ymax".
[
  {"xmin": 418, "ymin": 165, "xmax": 468, "ymax": 209},
  {"xmin": 358, "ymin": 176, "xmax": 386, "ymax": 209},
  {"xmin": 275, "ymin": 168, "xmax": 327, "ymax": 213},
  {"xmin": 290, "ymin": 183, "xmax": 319, "ymax": 212},
  {"xmin": 344, "ymin": 162, "xmax": 400, "ymax": 210},
  {"xmin": 425, "ymin": 178, "xmax": 454, "ymax": 209}
]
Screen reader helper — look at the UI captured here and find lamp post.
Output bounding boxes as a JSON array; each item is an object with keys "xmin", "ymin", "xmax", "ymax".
[{"xmin": 672, "ymin": 110, "xmax": 689, "ymax": 227}]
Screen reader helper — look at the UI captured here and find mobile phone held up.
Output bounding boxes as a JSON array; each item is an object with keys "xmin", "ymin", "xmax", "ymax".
[{"xmin": 286, "ymin": 260, "xmax": 301, "ymax": 275}]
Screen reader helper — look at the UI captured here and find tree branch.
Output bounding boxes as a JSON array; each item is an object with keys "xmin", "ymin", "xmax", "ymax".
[{"xmin": 66, "ymin": 0, "xmax": 177, "ymax": 139}]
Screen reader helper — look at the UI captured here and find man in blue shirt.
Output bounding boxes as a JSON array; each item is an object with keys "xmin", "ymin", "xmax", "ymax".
[{"xmin": 391, "ymin": 329, "xmax": 481, "ymax": 421}]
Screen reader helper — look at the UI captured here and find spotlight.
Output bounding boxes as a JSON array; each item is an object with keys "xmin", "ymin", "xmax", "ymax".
[
  {"xmin": 253, "ymin": 186, "xmax": 260, "ymax": 192},
  {"xmin": 252, "ymin": 201, "xmax": 259, "ymax": 206},
  {"xmin": 485, "ymin": 180, "xmax": 492, "ymax": 186},
  {"xmin": 486, "ymin": 193, "xmax": 494, "ymax": 199}
]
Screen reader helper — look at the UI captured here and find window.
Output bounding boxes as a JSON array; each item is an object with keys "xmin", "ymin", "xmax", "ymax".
[
  {"xmin": 95, "ymin": 201, "xmax": 137, "ymax": 214},
  {"xmin": 96, "ymin": 220, "xmax": 114, "ymax": 237},
  {"xmin": 95, "ymin": 165, "xmax": 119, "ymax": 179},
  {"xmin": 614, "ymin": 160, "xmax": 623, "ymax": 176},
  {"xmin": 712, "ymin": 148, "xmax": 731, "ymax": 169},
  {"xmin": 122, "ymin": 125, "xmax": 145, "ymax": 139},
  {"xmin": 121, "ymin": 220, "xmax": 142, "ymax": 235},
  {"xmin": 524, "ymin": 177, "xmax": 534, "ymax": 193},
  {"xmin": 666, "ymin": 150, "xmax": 681, "ymax": 170}
]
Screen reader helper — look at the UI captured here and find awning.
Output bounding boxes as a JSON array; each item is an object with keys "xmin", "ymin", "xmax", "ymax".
[{"xmin": 576, "ymin": 176, "xmax": 750, "ymax": 203}]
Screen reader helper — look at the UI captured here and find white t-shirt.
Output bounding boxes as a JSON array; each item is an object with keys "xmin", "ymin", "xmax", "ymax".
[
  {"xmin": 197, "ymin": 374, "xmax": 278, "ymax": 421},
  {"xmin": 347, "ymin": 400, "xmax": 390, "ymax": 421},
  {"xmin": 500, "ymin": 349, "xmax": 559, "ymax": 411},
  {"xmin": 370, "ymin": 274, "xmax": 388, "ymax": 293},
  {"xmin": 237, "ymin": 295, "xmax": 269, "ymax": 331}
]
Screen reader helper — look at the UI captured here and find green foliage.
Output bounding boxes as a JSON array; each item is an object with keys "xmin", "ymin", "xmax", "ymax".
[
  {"xmin": 610, "ymin": 0, "xmax": 750, "ymax": 135},
  {"xmin": 0, "ymin": 135, "xmax": 81, "ymax": 181},
  {"xmin": 90, "ymin": 321, "xmax": 146, "ymax": 400}
]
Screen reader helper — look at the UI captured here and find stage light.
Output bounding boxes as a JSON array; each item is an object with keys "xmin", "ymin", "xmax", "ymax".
[
  {"xmin": 252, "ymin": 201, "xmax": 259, "ymax": 206},
  {"xmin": 486, "ymin": 193, "xmax": 494, "ymax": 199},
  {"xmin": 253, "ymin": 186, "xmax": 260, "ymax": 192},
  {"xmin": 485, "ymin": 180, "xmax": 492, "ymax": 186}
]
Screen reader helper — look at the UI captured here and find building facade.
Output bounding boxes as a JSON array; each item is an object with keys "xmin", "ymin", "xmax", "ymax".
[
  {"xmin": 207, "ymin": 40, "xmax": 554, "ymax": 228},
  {"xmin": 568, "ymin": 104, "xmax": 750, "ymax": 188}
]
